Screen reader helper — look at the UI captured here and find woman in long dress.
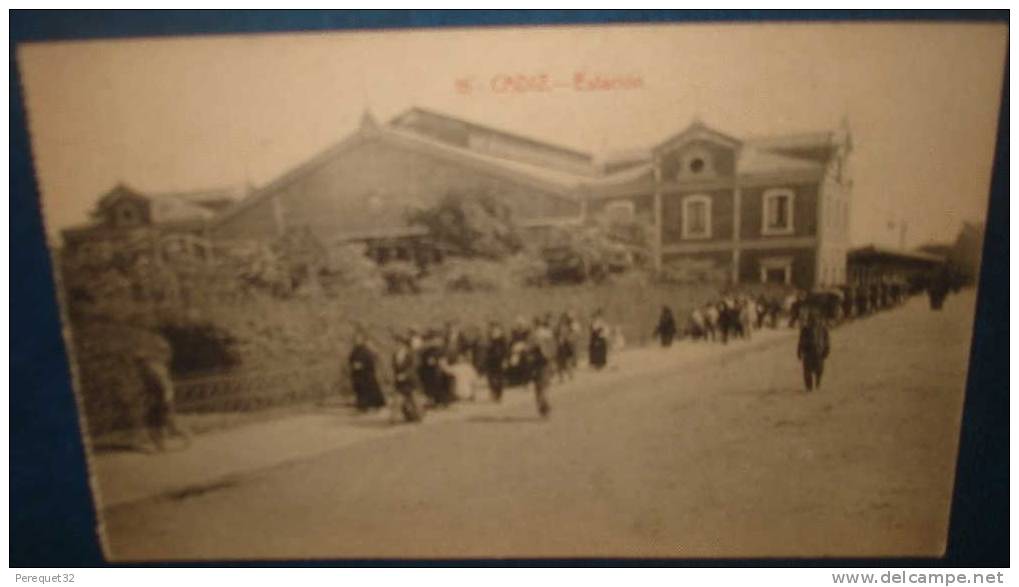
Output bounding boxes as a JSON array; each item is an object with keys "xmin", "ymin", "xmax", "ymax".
[
  {"xmin": 348, "ymin": 333, "xmax": 386, "ymax": 411},
  {"xmin": 390, "ymin": 334, "xmax": 422, "ymax": 423},
  {"xmin": 653, "ymin": 306, "xmax": 677, "ymax": 347},
  {"xmin": 588, "ymin": 310, "xmax": 609, "ymax": 370}
]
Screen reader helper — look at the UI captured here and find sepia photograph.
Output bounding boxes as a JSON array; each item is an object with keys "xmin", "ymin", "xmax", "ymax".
[{"xmin": 15, "ymin": 18, "xmax": 1007, "ymax": 561}]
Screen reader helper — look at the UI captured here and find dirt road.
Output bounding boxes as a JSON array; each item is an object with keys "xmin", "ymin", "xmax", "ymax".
[{"xmin": 102, "ymin": 292, "xmax": 976, "ymax": 560}]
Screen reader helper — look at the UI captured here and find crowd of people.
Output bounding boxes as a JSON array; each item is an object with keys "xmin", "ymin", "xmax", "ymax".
[
  {"xmin": 671, "ymin": 281, "xmax": 917, "ymax": 349},
  {"xmin": 347, "ymin": 310, "xmax": 619, "ymax": 422},
  {"xmin": 121, "ymin": 278, "xmax": 942, "ymax": 451},
  {"xmin": 349, "ymin": 285, "xmax": 918, "ymax": 421},
  {"xmin": 680, "ymin": 293, "xmax": 784, "ymax": 345}
]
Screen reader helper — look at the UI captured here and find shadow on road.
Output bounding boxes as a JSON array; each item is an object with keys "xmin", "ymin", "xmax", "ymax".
[
  {"xmin": 467, "ymin": 415, "xmax": 547, "ymax": 424},
  {"xmin": 343, "ymin": 417, "xmax": 395, "ymax": 429}
]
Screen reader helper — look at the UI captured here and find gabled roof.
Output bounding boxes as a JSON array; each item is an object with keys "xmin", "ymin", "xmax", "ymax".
[
  {"xmin": 737, "ymin": 147, "xmax": 824, "ymax": 175},
  {"xmin": 389, "ymin": 106, "xmax": 597, "ymax": 176},
  {"xmin": 211, "ymin": 121, "xmax": 589, "ymax": 231},
  {"xmin": 93, "ymin": 183, "xmax": 146, "ymax": 212},
  {"xmin": 93, "ymin": 183, "xmax": 225, "ymax": 225},
  {"xmin": 145, "ymin": 194, "xmax": 219, "ymax": 224},
  {"xmin": 149, "ymin": 186, "xmax": 245, "ymax": 212},
  {"xmin": 385, "ymin": 127, "xmax": 589, "ymax": 192},
  {"xmin": 747, "ymin": 130, "xmax": 846, "ymax": 163},
  {"xmin": 597, "ymin": 148, "xmax": 653, "ymax": 175},
  {"xmin": 586, "ymin": 142, "xmax": 823, "ymax": 189},
  {"xmin": 653, "ymin": 120, "xmax": 743, "ymax": 154}
]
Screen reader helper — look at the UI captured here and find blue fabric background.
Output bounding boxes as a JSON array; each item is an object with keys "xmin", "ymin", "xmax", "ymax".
[{"xmin": 9, "ymin": 10, "xmax": 1009, "ymax": 567}]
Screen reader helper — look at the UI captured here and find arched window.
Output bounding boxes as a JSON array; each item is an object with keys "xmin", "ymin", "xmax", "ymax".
[
  {"xmin": 682, "ymin": 194, "xmax": 712, "ymax": 239},
  {"xmin": 762, "ymin": 188, "xmax": 795, "ymax": 236}
]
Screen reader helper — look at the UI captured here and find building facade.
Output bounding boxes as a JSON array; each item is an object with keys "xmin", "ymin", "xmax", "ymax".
[
  {"xmin": 583, "ymin": 120, "xmax": 853, "ymax": 291},
  {"xmin": 207, "ymin": 109, "xmax": 589, "ymax": 264},
  {"xmin": 66, "ymin": 109, "xmax": 852, "ymax": 290},
  {"xmin": 61, "ymin": 183, "xmax": 243, "ymax": 267}
]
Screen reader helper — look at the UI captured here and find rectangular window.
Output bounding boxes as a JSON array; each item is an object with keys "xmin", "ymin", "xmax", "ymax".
[
  {"xmin": 682, "ymin": 194, "xmax": 712, "ymax": 239},
  {"xmin": 688, "ymin": 202, "xmax": 706, "ymax": 234},
  {"xmin": 767, "ymin": 196, "xmax": 788, "ymax": 229},
  {"xmin": 762, "ymin": 189, "xmax": 795, "ymax": 235}
]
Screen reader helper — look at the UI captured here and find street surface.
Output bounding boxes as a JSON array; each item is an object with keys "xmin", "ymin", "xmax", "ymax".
[{"xmin": 102, "ymin": 292, "xmax": 976, "ymax": 560}]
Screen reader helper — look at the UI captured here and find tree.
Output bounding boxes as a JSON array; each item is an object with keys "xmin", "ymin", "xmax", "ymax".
[
  {"xmin": 537, "ymin": 216, "xmax": 651, "ymax": 285},
  {"xmin": 407, "ymin": 190, "xmax": 524, "ymax": 260},
  {"xmin": 321, "ymin": 242, "xmax": 386, "ymax": 293}
]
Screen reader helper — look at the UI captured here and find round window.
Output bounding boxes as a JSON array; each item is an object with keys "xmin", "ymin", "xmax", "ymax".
[{"xmin": 689, "ymin": 158, "xmax": 705, "ymax": 173}]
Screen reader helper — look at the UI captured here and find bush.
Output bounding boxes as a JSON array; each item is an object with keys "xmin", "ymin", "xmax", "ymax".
[
  {"xmin": 380, "ymin": 261, "xmax": 422, "ymax": 294},
  {"xmin": 407, "ymin": 189, "xmax": 524, "ymax": 260},
  {"xmin": 321, "ymin": 243, "xmax": 386, "ymax": 294}
]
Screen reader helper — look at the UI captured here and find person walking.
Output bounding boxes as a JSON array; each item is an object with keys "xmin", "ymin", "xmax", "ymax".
[
  {"xmin": 390, "ymin": 333, "xmax": 423, "ymax": 423},
  {"xmin": 554, "ymin": 313, "xmax": 578, "ymax": 382},
  {"xmin": 529, "ymin": 317, "xmax": 556, "ymax": 418},
  {"xmin": 739, "ymin": 296, "xmax": 757, "ymax": 340},
  {"xmin": 484, "ymin": 321, "xmax": 509, "ymax": 402},
  {"xmin": 348, "ymin": 332, "xmax": 386, "ymax": 411},
  {"xmin": 416, "ymin": 330, "xmax": 445, "ymax": 407},
  {"xmin": 588, "ymin": 309, "xmax": 609, "ymax": 370},
  {"xmin": 703, "ymin": 302, "xmax": 720, "ymax": 341},
  {"xmin": 133, "ymin": 331, "xmax": 190, "ymax": 452},
  {"xmin": 797, "ymin": 308, "xmax": 831, "ymax": 392},
  {"xmin": 653, "ymin": 306, "xmax": 678, "ymax": 347},
  {"xmin": 718, "ymin": 298, "xmax": 737, "ymax": 344}
]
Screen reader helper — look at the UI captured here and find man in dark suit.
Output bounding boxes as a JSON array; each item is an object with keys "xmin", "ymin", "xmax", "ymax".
[
  {"xmin": 483, "ymin": 322, "xmax": 509, "ymax": 402},
  {"xmin": 797, "ymin": 308, "xmax": 831, "ymax": 392}
]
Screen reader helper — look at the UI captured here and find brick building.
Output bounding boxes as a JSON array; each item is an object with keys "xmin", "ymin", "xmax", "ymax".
[
  {"xmin": 583, "ymin": 120, "xmax": 853, "ymax": 290},
  {"xmin": 68, "ymin": 109, "xmax": 852, "ymax": 290}
]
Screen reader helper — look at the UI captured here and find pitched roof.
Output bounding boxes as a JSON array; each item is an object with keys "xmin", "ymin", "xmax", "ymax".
[
  {"xmin": 586, "ymin": 143, "xmax": 823, "ymax": 187},
  {"xmin": 736, "ymin": 147, "xmax": 824, "ymax": 175},
  {"xmin": 389, "ymin": 107, "xmax": 598, "ymax": 176},
  {"xmin": 653, "ymin": 120, "xmax": 743, "ymax": 154},
  {"xmin": 93, "ymin": 183, "xmax": 232, "ymax": 225},
  {"xmin": 211, "ymin": 123, "xmax": 589, "ymax": 231},
  {"xmin": 747, "ymin": 130, "xmax": 846, "ymax": 163},
  {"xmin": 207, "ymin": 110, "xmax": 842, "ymax": 230},
  {"xmin": 384, "ymin": 127, "xmax": 589, "ymax": 192},
  {"xmin": 148, "ymin": 186, "xmax": 246, "ymax": 212}
]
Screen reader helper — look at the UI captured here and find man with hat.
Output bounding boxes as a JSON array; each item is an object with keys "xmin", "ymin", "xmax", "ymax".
[
  {"xmin": 483, "ymin": 321, "xmax": 510, "ymax": 402},
  {"xmin": 797, "ymin": 306, "xmax": 831, "ymax": 392}
]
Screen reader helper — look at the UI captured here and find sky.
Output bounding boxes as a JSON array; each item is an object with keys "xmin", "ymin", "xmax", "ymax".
[{"xmin": 17, "ymin": 21, "xmax": 1006, "ymax": 248}]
